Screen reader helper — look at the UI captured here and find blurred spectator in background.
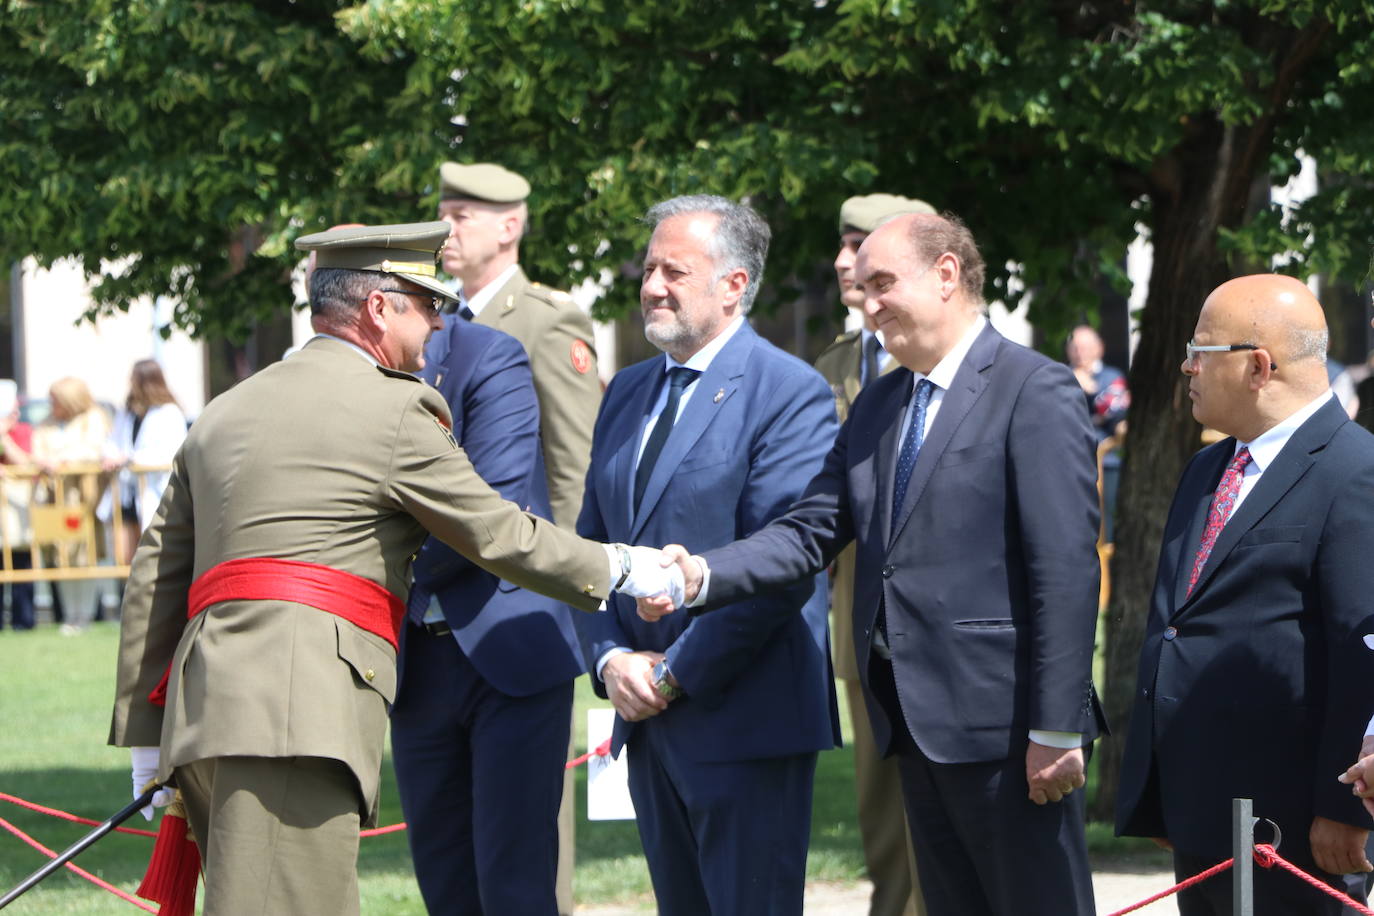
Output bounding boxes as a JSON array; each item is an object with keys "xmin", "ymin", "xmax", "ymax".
[
  {"xmin": 0, "ymin": 380, "xmax": 35, "ymax": 631},
  {"xmin": 99, "ymin": 360, "xmax": 188, "ymax": 564},
  {"xmin": 1066, "ymin": 325, "xmax": 1129, "ymax": 541},
  {"xmin": 31, "ymin": 376, "xmax": 110, "ymax": 634}
]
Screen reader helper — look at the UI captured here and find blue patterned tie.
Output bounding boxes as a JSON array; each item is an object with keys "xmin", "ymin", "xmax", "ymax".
[{"xmin": 891, "ymin": 379, "xmax": 935, "ymax": 521}]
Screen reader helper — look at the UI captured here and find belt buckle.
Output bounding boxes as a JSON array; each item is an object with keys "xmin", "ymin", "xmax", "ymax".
[{"xmin": 423, "ymin": 620, "xmax": 452, "ymax": 637}]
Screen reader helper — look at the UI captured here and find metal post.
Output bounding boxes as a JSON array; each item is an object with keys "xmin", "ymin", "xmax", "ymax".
[{"xmin": 1232, "ymin": 797, "xmax": 1255, "ymax": 916}]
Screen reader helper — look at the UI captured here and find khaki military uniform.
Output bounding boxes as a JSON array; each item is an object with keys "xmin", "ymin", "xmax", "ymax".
[
  {"xmin": 109, "ymin": 337, "xmax": 608, "ymax": 915},
  {"xmin": 813, "ymin": 330, "xmax": 924, "ymax": 916},
  {"xmin": 471, "ymin": 266, "xmax": 600, "ymax": 529}
]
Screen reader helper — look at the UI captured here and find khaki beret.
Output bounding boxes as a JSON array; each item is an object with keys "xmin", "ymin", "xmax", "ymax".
[
  {"xmin": 295, "ymin": 221, "xmax": 457, "ymax": 301},
  {"xmin": 839, "ymin": 193, "xmax": 936, "ymax": 234},
  {"xmin": 439, "ymin": 162, "xmax": 531, "ymax": 204}
]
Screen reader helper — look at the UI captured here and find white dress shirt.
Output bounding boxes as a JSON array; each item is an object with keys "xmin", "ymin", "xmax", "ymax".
[{"xmin": 458, "ymin": 263, "xmax": 519, "ymax": 317}]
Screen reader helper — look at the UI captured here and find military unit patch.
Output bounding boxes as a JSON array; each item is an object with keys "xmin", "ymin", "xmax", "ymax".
[{"xmin": 570, "ymin": 339, "xmax": 593, "ymax": 375}]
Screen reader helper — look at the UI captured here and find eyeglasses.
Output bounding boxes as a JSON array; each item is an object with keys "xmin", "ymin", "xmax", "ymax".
[
  {"xmin": 378, "ymin": 288, "xmax": 445, "ymax": 316},
  {"xmin": 1183, "ymin": 341, "xmax": 1260, "ymax": 368}
]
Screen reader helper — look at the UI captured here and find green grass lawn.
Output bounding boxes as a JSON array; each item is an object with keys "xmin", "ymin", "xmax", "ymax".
[{"xmin": 0, "ymin": 622, "xmax": 1161, "ymax": 913}]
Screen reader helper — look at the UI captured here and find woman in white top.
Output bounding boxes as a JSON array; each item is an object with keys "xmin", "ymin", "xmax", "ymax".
[
  {"xmin": 1338, "ymin": 635, "xmax": 1374, "ymax": 817},
  {"xmin": 100, "ymin": 359, "xmax": 187, "ymax": 565}
]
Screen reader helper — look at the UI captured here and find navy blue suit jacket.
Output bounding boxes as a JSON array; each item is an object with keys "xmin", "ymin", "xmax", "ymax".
[
  {"xmin": 1117, "ymin": 397, "xmax": 1374, "ymax": 860},
  {"xmin": 700, "ymin": 323, "xmax": 1103, "ymax": 764},
  {"xmin": 408, "ymin": 315, "xmax": 584, "ymax": 696},
  {"xmin": 575, "ymin": 322, "xmax": 841, "ymax": 762}
]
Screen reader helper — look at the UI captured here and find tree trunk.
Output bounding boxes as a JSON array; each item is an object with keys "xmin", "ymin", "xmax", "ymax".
[{"xmin": 1089, "ymin": 118, "xmax": 1269, "ymax": 823}]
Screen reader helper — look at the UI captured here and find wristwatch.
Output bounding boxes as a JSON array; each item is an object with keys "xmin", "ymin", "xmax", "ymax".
[
  {"xmin": 613, "ymin": 544, "xmax": 632, "ymax": 591},
  {"xmin": 651, "ymin": 659, "xmax": 684, "ymax": 700}
]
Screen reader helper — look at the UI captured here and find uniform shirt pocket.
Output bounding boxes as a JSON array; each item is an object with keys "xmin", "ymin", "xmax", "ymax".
[{"xmin": 335, "ymin": 619, "xmax": 397, "ymax": 704}]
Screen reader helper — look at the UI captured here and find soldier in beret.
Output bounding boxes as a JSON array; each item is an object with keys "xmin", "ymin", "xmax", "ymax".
[
  {"xmin": 436, "ymin": 161, "xmax": 601, "ymax": 913},
  {"xmin": 813, "ymin": 193, "xmax": 935, "ymax": 916},
  {"xmin": 109, "ymin": 222, "xmax": 678, "ymax": 916}
]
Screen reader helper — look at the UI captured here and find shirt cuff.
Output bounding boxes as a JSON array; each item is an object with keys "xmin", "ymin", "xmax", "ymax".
[
  {"xmin": 595, "ymin": 647, "xmax": 632, "ymax": 682},
  {"xmin": 1028, "ymin": 729, "xmax": 1083, "ymax": 750},
  {"xmin": 1365, "ymin": 715, "xmax": 1374, "ymax": 740},
  {"xmin": 686, "ymin": 555, "xmax": 710, "ymax": 608}
]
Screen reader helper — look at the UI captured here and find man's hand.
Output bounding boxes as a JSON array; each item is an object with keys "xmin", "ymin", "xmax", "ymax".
[
  {"xmin": 1310, "ymin": 816, "xmax": 1373, "ymax": 875},
  {"xmin": 130, "ymin": 747, "xmax": 175, "ymax": 821},
  {"xmin": 636, "ymin": 544, "xmax": 701, "ymax": 622},
  {"xmin": 1025, "ymin": 742, "xmax": 1085, "ymax": 805},
  {"xmin": 614, "ymin": 545, "xmax": 685, "ymax": 608},
  {"xmin": 1338, "ymin": 735, "xmax": 1374, "ymax": 818},
  {"xmin": 602, "ymin": 651, "xmax": 669, "ymax": 722}
]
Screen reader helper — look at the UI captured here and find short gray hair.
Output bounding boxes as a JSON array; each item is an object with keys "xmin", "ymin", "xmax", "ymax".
[
  {"xmin": 309, "ymin": 268, "xmax": 379, "ymax": 323},
  {"xmin": 643, "ymin": 195, "xmax": 771, "ymax": 311},
  {"xmin": 1288, "ymin": 326, "xmax": 1328, "ymax": 363}
]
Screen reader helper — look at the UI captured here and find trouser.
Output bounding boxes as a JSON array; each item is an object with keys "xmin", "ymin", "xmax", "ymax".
[
  {"xmin": 176, "ymin": 755, "xmax": 362, "ymax": 916},
  {"xmin": 870, "ymin": 655, "xmax": 1096, "ymax": 916},
  {"xmin": 844, "ymin": 677, "xmax": 924, "ymax": 916},
  {"xmin": 626, "ymin": 722, "xmax": 817, "ymax": 916},
  {"xmin": 391, "ymin": 621, "xmax": 573, "ymax": 915}
]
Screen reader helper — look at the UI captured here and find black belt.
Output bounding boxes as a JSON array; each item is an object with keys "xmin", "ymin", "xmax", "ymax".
[{"xmin": 419, "ymin": 619, "xmax": 451, "ymax": 637}]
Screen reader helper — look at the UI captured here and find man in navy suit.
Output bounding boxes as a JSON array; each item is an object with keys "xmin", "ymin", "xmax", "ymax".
[
  {"xmin": 648, "ymin": 212, "xmax": 1103, "ymax": 915},
  {"xmin": 390, "ymin": 314, "xmax": 586, "ymax": 914},
  {"xmin": 576, "ymin": 194, "xmax": 841, "ymax": 915},
  {"xmin": 1116, "ymin": 274, "xmax": 1374, "ymax": 914}
]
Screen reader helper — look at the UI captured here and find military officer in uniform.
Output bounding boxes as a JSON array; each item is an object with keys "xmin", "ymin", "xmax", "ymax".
[
  {"xmin": 812, "ymin": 193, "xmax": 935, "ymax": 916},
  {"xmin": 108, "ymin": 222, "xmax": 678, "ymax": 916},
  {"xmin": 436, "ymin": 161, "xmax": 601, "ymax": 912}
]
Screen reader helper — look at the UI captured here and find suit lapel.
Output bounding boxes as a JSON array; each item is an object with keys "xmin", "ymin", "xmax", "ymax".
[
  {"xmin": 1176, "ymin": 399, "xmax": 1345, "ymax": 613},
  {"xmin": 888, "ymin": 324, "xmax": 998, "ymax": 549},
  {"xmin": 629, "ymin": 326, "xmax": 753, "ymax": 540}
]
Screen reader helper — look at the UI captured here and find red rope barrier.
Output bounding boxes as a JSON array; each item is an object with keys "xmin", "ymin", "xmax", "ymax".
[
  {"xmin": 1253, "ymin": 844, "xmax": 1374, "ymax": 916},
  {"xmin": 0, "ymin": 792, "xmax": 158, "ymax": 838},
  {"xmin": 1104, "ymin": 855, "xmax": 1233, "ymax": 916},
  {"xmin": 565, "ymin": 737, "xmax": 613, "ymax": 770},
  {"xmin": 0, "ymin": 813, "xmax": 158, "ymax": 913}
]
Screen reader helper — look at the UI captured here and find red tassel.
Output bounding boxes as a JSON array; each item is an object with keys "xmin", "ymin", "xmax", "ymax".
[{"xmin": 136, "ymin": 811, "xmax": 200, "ymax": 916}]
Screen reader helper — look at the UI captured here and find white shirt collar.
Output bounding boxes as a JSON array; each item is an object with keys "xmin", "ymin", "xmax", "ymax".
[
  {"xmin": 911, "ymin": 314, "xmax": 987, "ymax": 391},
  {"xmin": 459, "ymin": 263, "xmax": 520, "ymax": 317},
  {"xmin": 1235, "ymin": 390, "xmax": 1335, "ymax": 472},
  {"xmin": 664, "ymin": 315, "xmax": 746, "ymax": 374},
  {"xmin": 311, "ymin": 333, "xmax": 377, "ymax": 367}
]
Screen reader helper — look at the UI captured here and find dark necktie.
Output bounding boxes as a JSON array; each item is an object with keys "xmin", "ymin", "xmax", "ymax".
[
  {"xmin": 458, "ymin": 304, "xmax": 475, "ymax": 321},
  {"xmin": 634, "ymin": 367, "xmax": 700, "ymax": 513},
  {"xmin": 862, "ymin": 335, "xmax": 882, "ymax": 389},
  {"xmin": 891, "ymin": 379, "xmax": 935, "ymax": 521},
  {"xmin": 1186, "ymin": 447, "xmax": 1251, "ymax": 597}
]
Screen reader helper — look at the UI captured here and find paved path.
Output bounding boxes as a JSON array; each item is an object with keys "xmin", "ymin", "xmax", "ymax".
[{"xmin": 576, "ymin": 859, "xmax": 1179, "ymax": 914}]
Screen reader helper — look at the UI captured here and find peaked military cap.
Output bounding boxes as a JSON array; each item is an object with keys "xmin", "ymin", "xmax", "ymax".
[
  {"xmin": 439, "ymin": 162, "xmax": 531, "ymax": 204},
  {"xmin": 295, "ymin": 221, "xmax": 457, "ymax": 301},
  {"xmin": 839, "ymin": 193, "xmax": 937, "ymax": 234}
]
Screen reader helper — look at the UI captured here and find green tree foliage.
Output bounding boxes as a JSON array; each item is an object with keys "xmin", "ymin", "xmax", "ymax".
[{"xmin": 6, "ymin": 0, "xmax": 1374, "ymax": 816}]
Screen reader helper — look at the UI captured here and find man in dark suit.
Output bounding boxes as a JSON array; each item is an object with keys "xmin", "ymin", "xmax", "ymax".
[
  {"xmin": 576, "ymin": 194, "xmax": 841, "ymax": 915},
  {"xmin": 1116, "ymin": 274, "xmax": 1374, "ymax": 914},
  {"xmin": 390, "ymin": 313, "xmax": 584, "ymax": 914},
  {"xmin": 648, "ymin": 212, "xmax": 1103, "ymax": 916}
]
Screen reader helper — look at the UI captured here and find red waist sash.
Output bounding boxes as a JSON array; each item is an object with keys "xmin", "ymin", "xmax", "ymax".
[{"xmin": 147, "ymin": 557, "xmax": 405, "ymax": 706}]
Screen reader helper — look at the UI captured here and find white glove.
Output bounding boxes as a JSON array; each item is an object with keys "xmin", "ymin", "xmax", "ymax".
[
  {"xmin": 615, "ymin": 545, "xmax": 686, "ymax": 608},
  {"xmin": 130, "ymin": 746, "xmax": 175, "ymax": 821}
]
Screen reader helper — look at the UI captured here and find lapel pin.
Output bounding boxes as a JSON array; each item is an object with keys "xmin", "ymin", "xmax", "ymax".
[{"xmin": 713, "ymin": 388, "xmax": 724, "ymax": 403}]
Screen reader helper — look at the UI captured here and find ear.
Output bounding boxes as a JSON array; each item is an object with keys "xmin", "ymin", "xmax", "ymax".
[
  {"xmin": 717, "ymin": 267, "xmax": 750, "ymax": 309},
  {"xmin": 496, "ymin": 212, "xmax": 523, "ymax": 247},
  {"xmin": 934, "ymin": 252, "xmax": 960, "ymax": 300},
  {"xmin": 362, "ymin": 288, "xmax": 389, "ymax": 335},
  {"xmin": 1247, "ymin": 348, "xmax": 1275, "ymax": 390}
]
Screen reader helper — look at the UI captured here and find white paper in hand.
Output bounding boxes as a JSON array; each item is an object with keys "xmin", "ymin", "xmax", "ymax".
[{"xmin": 586, "ymin": 708, "xmax": 636, "ymax": 821}]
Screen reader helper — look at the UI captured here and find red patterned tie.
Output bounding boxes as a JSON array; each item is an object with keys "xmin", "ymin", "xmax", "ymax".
[{"xmin": 1186, "ymin": 447, "xmax": 1252, "ymax": 597}]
